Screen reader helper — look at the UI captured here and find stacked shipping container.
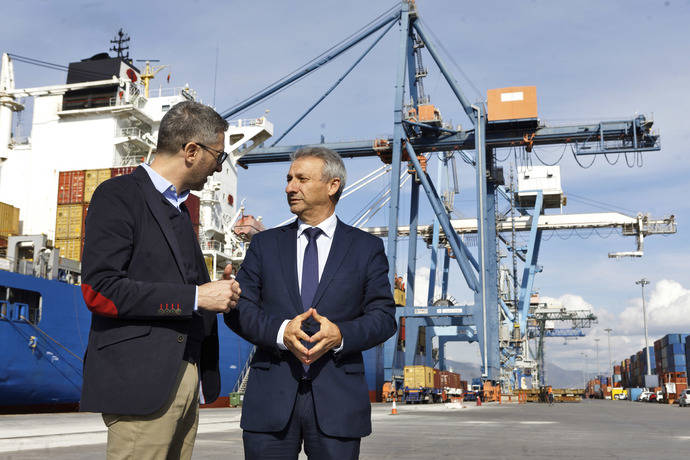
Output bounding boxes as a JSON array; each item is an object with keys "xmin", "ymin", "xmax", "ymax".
[
  {"xmin": 55, "ymin": 167, "xmax": 138, "ymax": 261},
  {"xmin": 0, "ymin": 202, "xmax": 20, "ymax": 252}
]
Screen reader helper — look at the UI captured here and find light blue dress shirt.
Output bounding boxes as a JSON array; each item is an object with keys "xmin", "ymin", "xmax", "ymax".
[{"xmin": 141, "ymin": 164, "xmax": 198, "ymax": 309}]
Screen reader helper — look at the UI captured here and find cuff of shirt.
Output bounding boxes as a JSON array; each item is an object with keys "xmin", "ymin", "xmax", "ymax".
[
  {"xmin": 277, "ymin": 319, "xmax": 289, "ymax": 350},
  {"xmin": 193, "ymin": 286, "xmax": 198, "ymax": 311},
  {"xmin": 333, "ymin": 339, "xmax": 344, "ymax": 354}
]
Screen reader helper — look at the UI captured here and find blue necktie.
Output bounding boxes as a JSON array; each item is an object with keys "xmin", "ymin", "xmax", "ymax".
[
  {"xmin": 300, "ymin": 227, "xmax": 322, "ymax": 310},
  {"xmin": 300, "ymin": 227, "xmax": 321, "ymax": 375}
]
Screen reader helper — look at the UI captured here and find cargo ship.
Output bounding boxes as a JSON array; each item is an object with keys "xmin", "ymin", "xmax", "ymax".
[{"xmin": 0, "ymin": 39, "xmax": 386, "ymax": 410}]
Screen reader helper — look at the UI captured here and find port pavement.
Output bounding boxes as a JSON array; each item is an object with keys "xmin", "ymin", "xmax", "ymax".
[{"xmin": 1, "ymin": 400, "xmax": 689, "ymax": 459}]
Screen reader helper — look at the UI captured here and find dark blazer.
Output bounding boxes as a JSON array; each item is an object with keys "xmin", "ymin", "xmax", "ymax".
[
  {"xmin": 225, "ymin": 218, "xmax": 396, "ymax": 438},
  {"xmin": 79, "ymin": 166, "xmax": 220, "ymax": 415}
]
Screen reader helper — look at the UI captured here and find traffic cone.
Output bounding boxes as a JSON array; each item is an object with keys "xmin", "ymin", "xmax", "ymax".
[
  {"xmin": 476, "ymin": 395, "xmax": 482, "ymax": 406},
  {"xmin": 391, "ymin": 400, "xmax": 398, "ymax": 415}
]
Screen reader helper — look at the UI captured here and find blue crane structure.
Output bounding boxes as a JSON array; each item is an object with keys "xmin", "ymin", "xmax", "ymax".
[{"xmin": 220, "ymin": 1, "xmax": 662, "ymax": 392}]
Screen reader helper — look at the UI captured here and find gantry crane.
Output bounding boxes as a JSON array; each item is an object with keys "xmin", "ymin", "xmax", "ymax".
[{"xmin": 526, "ymin": 302, "xmax": 598, "ymax": 388}]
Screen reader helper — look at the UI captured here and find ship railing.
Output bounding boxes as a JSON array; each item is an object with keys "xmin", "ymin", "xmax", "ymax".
[
  {"xmin": 143, "ymin": 86, "xmax": 199, "ymax": 99},
  {"xmin": 227, "ymin": 117, "xmax": 267, "ymax": 128},
  {"xmin": 201, "ymin": 240, "xmax": 224, "ymax": 252},
  {"xmin": 119, "ymin": 127, "xmax": 145, "ymax": 138}
]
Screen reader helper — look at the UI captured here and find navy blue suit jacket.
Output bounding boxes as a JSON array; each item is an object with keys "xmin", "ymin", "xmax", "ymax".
[
  {"xmin": 80, "ymin": 167, "xmax": 220, "ymax": 415},
  {"xmin": 225, "ymin": 218, "xmax": 396, "ymax": 438}
]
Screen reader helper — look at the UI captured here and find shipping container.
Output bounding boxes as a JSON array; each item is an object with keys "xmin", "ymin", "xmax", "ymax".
[
  {"xmin": 57, "ymin": 170, "xmax": 85, "ymax": 204},
  {"xmin": 54, "ymin": 238, "xmax": 84, "ymax": 261},
  {"xmin": 186, "ymin": 193, "xmax": 200, "ymax": 226},
  {"xmin": 487, "ymin": 86, "xmax": 538, "ymax": 122},
  {"xmin": 111, "ymin": 166, "xmax": 138, "ymax": 177},
  {"xmin": 0, "ymin": 202, "xmax": 20, "ymax": 237},
  {"xmin": 84, "ymin": 168, "xmax": 112, "ymax": 202},
  {"xmin": 403, "ymin": 365, "xmax": 434, "ymax": 389},
  {"xmin": 55, "ymin": 204, "xmax": 86, "ymax": 239}
]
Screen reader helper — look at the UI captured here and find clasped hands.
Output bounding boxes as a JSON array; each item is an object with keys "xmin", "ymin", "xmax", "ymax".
[{"xmin": 283, "ymin": 308, "xmax": 342, "ymax": 365}]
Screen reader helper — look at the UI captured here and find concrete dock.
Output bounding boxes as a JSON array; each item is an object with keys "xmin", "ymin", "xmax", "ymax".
[{"xmin": 1, "ymin": 400, "xmax": 688, "ymax": 459}]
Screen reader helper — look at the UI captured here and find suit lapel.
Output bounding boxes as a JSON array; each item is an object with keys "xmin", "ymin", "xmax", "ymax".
[
  {"xmin": 311, "ymin": 219, "xmax": 353, "ymax": 309},
  {"xmin": 279, "ymin": 220, "xmax": 303, "ymax": 315},
  {"xmin": 133, "ymin": 166, "xmax": 188, "ymax": 284}
]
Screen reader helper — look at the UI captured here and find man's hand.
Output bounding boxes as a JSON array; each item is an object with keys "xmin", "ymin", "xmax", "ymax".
[
  {"xmin": 306, "ymin": 309, "xmax": 342, "ymax": 364},
  {"xmin": 222, "ymin": 264, "xmax": 234, "ymax": 280},
  {"xmin": 284, "ymin": 309, "xmax": 314, "ymax": 364},
  {"xmin": 197, "ymin": 279, "xmax": 241, "ymax": 313}
]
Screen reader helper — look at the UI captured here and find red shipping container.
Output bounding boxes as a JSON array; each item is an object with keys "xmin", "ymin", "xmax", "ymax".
[
  {"xmin": 185, "ymin": 193, "xmax": 200, "ymax": 226},
  {"xmin": 57, "ymin": 170, "xmax": 85, "ymax": 204},
  {"xmin": 451, "ymin": 372, "xmax": 461, "ymax": 389},
  {"xmin": 111, "ymin": 166, "xmax": 138, "ymax": 178},
  {"xmin": 433, "ymin": 369, "xmax": 441, "ymax": 389},
  {"xmin": 440, "ymin": 371, "xmax": 450, "ymax": 388}
]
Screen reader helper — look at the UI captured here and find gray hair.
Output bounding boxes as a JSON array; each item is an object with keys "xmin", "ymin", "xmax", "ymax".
[
  {"xmin": 156, "ymin": 101, "xmax": 229, "ymax": 155},
  {"xmin": 291, "ymin": 146, "xmax": 347, "ymax": 202}
]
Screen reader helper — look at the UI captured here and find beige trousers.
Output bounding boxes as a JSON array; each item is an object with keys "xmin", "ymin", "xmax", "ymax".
[{"xmin": 102, "ymin": 361, "xmax": 200, "ymax": 460}]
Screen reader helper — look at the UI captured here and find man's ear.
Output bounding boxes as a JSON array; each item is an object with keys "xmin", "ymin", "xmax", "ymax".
[
  {"xmin": 328, "ymin": 178, "xmax": 341, "ymax": 198},
  {"xmin": 183, "ymin": 143, "xmax": 199, "ymax": 164}
]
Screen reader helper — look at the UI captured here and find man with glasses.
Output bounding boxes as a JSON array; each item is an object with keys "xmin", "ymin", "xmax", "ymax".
[{"xmin": 80, "ymin": 101, "xmax": 240, "ymax": 460}]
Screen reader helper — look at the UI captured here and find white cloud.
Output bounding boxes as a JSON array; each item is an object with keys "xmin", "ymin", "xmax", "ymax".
[
  {"xmin": 541, "ymin": 279, "xmax": 690, "ymax": 372},
  {"xmin": 618, "ymin": 279, "xmax": 690, "ymax": 336}
]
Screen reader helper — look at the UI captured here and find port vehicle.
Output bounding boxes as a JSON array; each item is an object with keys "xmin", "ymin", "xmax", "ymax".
[
  {"xmin": 463, "ymin": 391, "xmax": 478, "ymax": 402},
  {"xmin": 678, "ymin": 389, "xmax": 690, "ymax": 407},
  {"xmin": 638, "ymin": 390, "xmax": 653, "ymax": 402}
]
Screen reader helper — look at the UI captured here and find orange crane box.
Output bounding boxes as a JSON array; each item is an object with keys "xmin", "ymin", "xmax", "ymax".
[{"xmin": 487, "ymin": 86, "xmax": 537, "ymax": 122}]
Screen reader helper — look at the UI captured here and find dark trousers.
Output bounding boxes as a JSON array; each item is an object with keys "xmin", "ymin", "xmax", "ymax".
[{"xmin": 242, "ymin": 381, "xmax": 361, "ymax": 460}]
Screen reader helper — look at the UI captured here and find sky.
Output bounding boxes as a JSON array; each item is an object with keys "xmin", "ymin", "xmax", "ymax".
[{"xmin": 2, "ymin": 0, "xmax": 689, "ymax": 373}]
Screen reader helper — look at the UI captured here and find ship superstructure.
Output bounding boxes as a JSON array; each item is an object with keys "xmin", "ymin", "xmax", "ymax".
[
  {"xmin": 0, "ymin": 50, "xmax": 272, "ymax": 277},
  {"xmin": 0, "ymin": 41, "xmax": 272, "ymax": 408}
]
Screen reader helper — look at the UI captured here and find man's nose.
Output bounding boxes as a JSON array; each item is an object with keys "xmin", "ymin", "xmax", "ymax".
[{"xmin": 286, "ymin": 180, "xmax": 297, "ymax": 194}]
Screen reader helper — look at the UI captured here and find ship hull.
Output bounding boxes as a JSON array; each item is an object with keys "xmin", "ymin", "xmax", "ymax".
[{"xmin": 0, "ymin": 271, "xmax": 382, "ymax": 410}]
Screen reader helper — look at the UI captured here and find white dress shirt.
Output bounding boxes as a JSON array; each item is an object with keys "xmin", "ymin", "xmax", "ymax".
[{"xmin": 277, "ymin": 212, "xmax": 343, "ymax": 352}]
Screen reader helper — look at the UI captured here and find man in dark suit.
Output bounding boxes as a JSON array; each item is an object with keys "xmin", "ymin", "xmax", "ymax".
[
  {"xmin": 80, "ymin": 101, "xmax": 241, "ymax": 460},
  {"xmin": 225, "ymin": 146, "xmax": 397, "ymax": 459}
]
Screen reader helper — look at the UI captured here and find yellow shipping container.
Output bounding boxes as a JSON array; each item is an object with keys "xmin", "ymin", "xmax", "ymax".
[
  {"xmin": 84, "ymin": 169, "xmax": 112, "ymax": 203},
  {"xmin": 404, "ymin": 365, "xmax": 434, "ymax": 389},
  {"xmin": 204, "ymin": 255, "xmax": 214, "ymax": 278},
  {"xmin": 55, "ymin": 204, "xmax": 84, "ymax": 239},
  {"xmin": 0, "ymin": 202, "xmax": 20, "ymax": 237},
  {"xmin": 54, "ymin": 238, "xmax": 83, "ymax": 261}
]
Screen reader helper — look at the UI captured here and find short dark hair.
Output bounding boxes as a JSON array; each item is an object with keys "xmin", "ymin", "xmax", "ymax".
[
  {"xmin": 291, "ymin": 146, "xmax": 347, "ymax": 202},
  {"xmin": 156, "ymin": 101, "xmax": 228, "ymax": 155}
]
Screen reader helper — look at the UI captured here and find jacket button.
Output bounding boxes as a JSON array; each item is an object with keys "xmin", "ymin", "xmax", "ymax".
[{"xmin": 177, "ymin": 335, "xmax": 184, "ymax": 343}]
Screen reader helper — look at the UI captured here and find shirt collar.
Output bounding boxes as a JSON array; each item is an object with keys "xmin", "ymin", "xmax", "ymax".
[
  {"xmin": 297, "ymin": 212, "xmax": 337, "ymax": 240},
  {"xmin": 142, "ymin": 163, "xmax": 190, "ymax": 203}
]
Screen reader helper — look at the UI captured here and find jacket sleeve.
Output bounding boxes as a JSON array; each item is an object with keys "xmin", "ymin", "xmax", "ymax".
[
  {"xmin": 80, "ymin": 180, "xmax": 196, "ymax": 320},
  {"xmin": 335, "ymin": 237, "xmax": 397, "ymax": 354},
  {"xmin": 224, "ymin": 234, "xmax": 284, "ymax": 349}
]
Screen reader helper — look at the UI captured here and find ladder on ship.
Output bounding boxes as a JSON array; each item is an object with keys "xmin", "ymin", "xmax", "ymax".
[{"xmin": 233, "ymin": 345, "xmax": 256, "ymax": 394}]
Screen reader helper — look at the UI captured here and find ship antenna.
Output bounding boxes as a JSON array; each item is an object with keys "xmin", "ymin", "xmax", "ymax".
[{"xmin": 110, "ymin": 28, "xmax": 131, "ymax": 59}]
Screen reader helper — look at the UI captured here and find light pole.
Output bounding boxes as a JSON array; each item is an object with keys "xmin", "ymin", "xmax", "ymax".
[
  {"xmin": 604, "ymin": 328, "xmax": 613, "ymax": 380},
  {"xmin": 636, "ymin": 278, "xmax": 651, "ymax": 378},
  {"xmin": 594, "ymin": 338, "xmax": 600, "ymax": 378},
  {"xmin": 580, "ymin": 352, "xmax": 588, "ymax": 392}
]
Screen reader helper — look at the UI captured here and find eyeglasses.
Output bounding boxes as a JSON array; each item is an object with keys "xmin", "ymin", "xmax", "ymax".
[{"xmin": 183, "ymin": 142, "xmax": 228, "ymax": 166}]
